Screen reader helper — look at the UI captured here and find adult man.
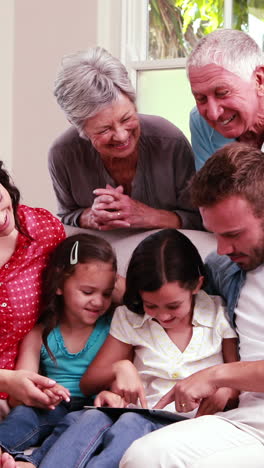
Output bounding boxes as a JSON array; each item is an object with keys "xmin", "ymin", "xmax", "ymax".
[
  {"xmin": 187, "ymin": 29, "xmax": 264, "ymax": 169},
  {"xmin": 120, "ymin": 142, "xmax": 264, "ymax": 467}
]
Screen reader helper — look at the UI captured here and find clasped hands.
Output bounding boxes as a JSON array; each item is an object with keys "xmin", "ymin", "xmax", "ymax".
[{"xmin": 82, "ymin": 184, "xmax": 155, "ymax": 231}]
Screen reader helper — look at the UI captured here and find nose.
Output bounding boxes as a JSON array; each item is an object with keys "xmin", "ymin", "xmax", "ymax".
[
  {"xmin": 205, "ymin": 98, "xmax": 223, "ymax": 121},
  {"xmin": 158, "ymin": 311, "xmax": 173, "ymax": 322},
  {"xmin": 217, "ymin": 236, "xmax": 234, "ymax": 256},
  {"xmin": 112, "ymin": 125, "xmax": 128, "ymax": 142},
  {"xmin": 90, "ymin": 294, "xmax": 104, "ymax": 308}
]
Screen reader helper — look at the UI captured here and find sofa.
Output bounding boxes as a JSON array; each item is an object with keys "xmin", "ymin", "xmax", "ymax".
[{"xmin": 64, "ymin": 226, "xmax": 217, "ymax": 275}]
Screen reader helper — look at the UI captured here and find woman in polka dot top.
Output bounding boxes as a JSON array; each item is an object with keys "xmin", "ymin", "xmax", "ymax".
[{"xmin": 0, "ymin": 161, "xmax": 65, "ymax": 416}]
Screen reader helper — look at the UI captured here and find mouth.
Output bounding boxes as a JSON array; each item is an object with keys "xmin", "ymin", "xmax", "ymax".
[
  {"xmin": 228, "ymin": 254, "xmax": 246, "ymax": 263},
  {"xmin": 219, "ymin": 114, "xmax": 236, "ymax": 126},
  {"xmin": 159, "ymin": 317, "xmax": 175, "ymax": 325},
  {"xmin": 111, "ymin": 138, "xmax": 130, "ymax": 150},
  {"xmin": 0, "ymin": 211, "xmax": 8, "ymax": 231}
]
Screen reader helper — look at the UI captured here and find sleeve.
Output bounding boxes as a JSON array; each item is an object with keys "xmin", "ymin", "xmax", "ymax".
[
  {"xmin": 170, "ymin": 130, "xmax": 203, "ymax": 230},
  {"xmin": 48, "ymin": 143, "xmax": 85, "ymax": 226},
  {"xmin": 214, "ymin": 296, "xmax": 237, "ymax": 339},
  {"xmin": 189, "ymin": 107, "xmax": 213, "ymax": 171},
  {"xmin": 109, "ymin": 307, "xmax": 136, "ymax": 345}
]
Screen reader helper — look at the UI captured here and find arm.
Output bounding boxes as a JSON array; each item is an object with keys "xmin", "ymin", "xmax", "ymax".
[
  {"xmin": 155, "ymin": 360, "xmax": 264, "ymax": 414},
  {"xmin": 48, "ymin": 142, "xmax": 86, "ymax": 226},
  {"xmin": 0, "ymin": 370, "xmax": 57, "ymax": 407},
  {"xmin": 10, "ymin": 325, "xmax": 70, "ymax": 408},
  {"xmin": 90, "ymin": 185, "xmax": 183, "ymax": 231},
  {"xmin": 80, "ymin": 335, "xmax": 133, "ymax": 396},
  {"xmin": 195, "ymin": 337, "xmax": 239, "ymax": 417}
]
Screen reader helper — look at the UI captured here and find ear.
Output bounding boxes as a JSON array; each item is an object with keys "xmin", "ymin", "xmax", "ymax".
[
  {"xmin": 255, "ymin": 66, "xmax": 264, "ymax": 96},
  {"xmin": 192, "ymin": 276, "xmax": 204, "ymax": 295},
  {"xmin": 56, "ymin": 287, "xmax": 63, "ymax": 296}
]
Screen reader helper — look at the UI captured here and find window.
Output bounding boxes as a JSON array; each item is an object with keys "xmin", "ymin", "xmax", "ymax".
[{"xmin": 121, "ymin": 0, "xmax": 264, "ymax": 140}]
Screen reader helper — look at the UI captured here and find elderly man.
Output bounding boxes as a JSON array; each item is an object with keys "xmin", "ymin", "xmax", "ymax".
[
  {"xmin": 120, "ymin": 142, "xmax": 264, "ymax": 467},
  {"xmin": 187, "ymin": 29, "xmax": 264, "ymax": 169}
]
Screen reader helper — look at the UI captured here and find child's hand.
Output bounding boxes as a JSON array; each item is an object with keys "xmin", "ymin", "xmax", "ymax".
[
  {"xmin": 42, "ymin": 383, "xmax": 71, "ymax": 409},
  {"xmin": 112, "ymin": 360, "xmax": 148, "ymax": 408},
  {"xmin": 195, "ymin": 387, "xmax": 240, "ymax": 417},
  {"xmin": 94, "ymin": 390, "xmax": 127, "ymax": 408}
]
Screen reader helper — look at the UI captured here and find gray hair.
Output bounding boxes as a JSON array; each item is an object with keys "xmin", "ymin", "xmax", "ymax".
[
  {"xmin": 54, "ymin": 47, "xmax": 136, "ymax": 137},
  {"xmin": 187, "ymin": 29, "xmax": 264, "ymax": 82}
]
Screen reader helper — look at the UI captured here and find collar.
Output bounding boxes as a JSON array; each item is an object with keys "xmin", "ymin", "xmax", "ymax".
[{"xmin": 191, "ymin": 290, "xmax": 219, "ymax": 328}]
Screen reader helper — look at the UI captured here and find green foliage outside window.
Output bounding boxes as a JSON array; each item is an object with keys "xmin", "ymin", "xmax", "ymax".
[{"xmin": 149, "ymin": 0, "xmax": 249, "ymax": 59}]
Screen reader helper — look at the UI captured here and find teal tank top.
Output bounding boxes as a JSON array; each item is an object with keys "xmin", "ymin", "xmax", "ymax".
[{"xmin": 40, "ymin": 315, "xmax": 111, "ymax": 397}]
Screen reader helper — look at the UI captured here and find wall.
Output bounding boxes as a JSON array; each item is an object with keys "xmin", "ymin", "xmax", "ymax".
[
  {"xmin": 0, "ymin": 1, "xmax": 15, "ymax": 172},
  {"xmin": 8, "ymin": 0, "xmax": 99, "ymax": 214},
  {"xmin": 1, "ymin": 0, "xmax": 123, "ymax": 214}
]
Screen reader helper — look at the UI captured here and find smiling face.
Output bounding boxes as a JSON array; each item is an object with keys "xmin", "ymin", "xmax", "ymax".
[
  {"xmin": 83, "ymin": 93, "xmax": 140, "ymax": 159},
  {"xmin": 189, "ymin": 64, "xmax": 261, "ymax": 139},
  {"xmin": 141, "ymin": 280, "xmax": 202, "ymax": 331},
  {"xmin": 200, "ymin": 195, "xmax": 264, "ymax": 271},
  {"xmin": 0, "ymin": 184, "xmax": 15, "ymax": 237},
  {"xmin": 58, "ymin": 261, "xmax": 116, "ymax": 327}
]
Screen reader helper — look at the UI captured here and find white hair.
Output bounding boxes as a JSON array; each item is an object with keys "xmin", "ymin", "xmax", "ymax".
[
  {"xmin": 54, "ymin": 47, "xmax": 136, "ymax": 137},
  {"xmin": 187, "ymin": 29, "xmax": 264, "ymax": 82}
]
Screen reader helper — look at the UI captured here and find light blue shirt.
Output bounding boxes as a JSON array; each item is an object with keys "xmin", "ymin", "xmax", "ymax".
[
  {"xmin": 190, "ymin": 107, "xmax": 235, "ymax": 170},
  {"xmin": 205, "ymin": 252, "xmax": 246, "ymax": 327},
  {"xmin": 40, "ymin": 314, "xmax": 111, "ymax": 397}
]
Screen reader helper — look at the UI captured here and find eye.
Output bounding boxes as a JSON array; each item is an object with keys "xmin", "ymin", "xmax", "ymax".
[
  {"xmin": 98, "ymin": 128, "xmax": 110, "ymax": 135},
  {"xmin": 216, "ymin": 89, "xmax": 229, "ymax": 98},
  {"xmin": 194, "ymin": 94, "xmax": 207, "ymax": 104},
  {"xmin": 143, "ymin": 304, "xmax": 157, "ymax": 310},
  {"xmin": 81, "ymin": 290, "xmax": 93, "ymax": 295}
]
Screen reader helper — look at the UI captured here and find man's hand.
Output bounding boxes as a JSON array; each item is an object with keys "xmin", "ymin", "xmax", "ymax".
[{"xmin": 154, "ymin": 368, "xmax": 219, "ymax": 413}]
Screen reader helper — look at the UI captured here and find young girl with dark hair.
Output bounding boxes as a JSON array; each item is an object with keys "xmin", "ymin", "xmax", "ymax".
[
  {"xmin": 0, "ymin": 161, "xmax": 65, "ymax": 418},
  {"xmin": 0, "ymin": 233, "xmax": 117, "ymax": 468},
  {"xmin": 37, "ymin": 229, "xmax": 239, "ymax": 468}
]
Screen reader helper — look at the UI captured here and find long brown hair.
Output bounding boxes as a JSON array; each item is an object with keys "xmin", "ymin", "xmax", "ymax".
[{"xmin": 40, "ymin": 233, "xmax": 117, "ymax": 360}]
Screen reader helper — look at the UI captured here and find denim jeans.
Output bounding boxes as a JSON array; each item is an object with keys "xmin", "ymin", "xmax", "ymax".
[
  {"xmin": 0, "ymin": 398, "xmax": 91, "ymax": 467},
  {"xmin": 40, "ymin": 408, "xmax": 174, "ymax": 468}
]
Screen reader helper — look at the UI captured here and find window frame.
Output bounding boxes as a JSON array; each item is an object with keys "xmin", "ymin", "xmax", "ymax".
[{"xmin": 120, "ymin": 0, "xmax": 234, "ymax": 89}]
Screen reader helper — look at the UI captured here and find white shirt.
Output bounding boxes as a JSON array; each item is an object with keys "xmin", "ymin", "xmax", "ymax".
[
  {"xmin": 110, "ymin": 290, "xmax": 236, "ymax": 415},
  {"xmin": 219, "ymin": 265, "xmax": 264, "ymax": 443}
]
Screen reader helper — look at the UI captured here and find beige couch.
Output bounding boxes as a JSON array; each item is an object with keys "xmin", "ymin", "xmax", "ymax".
[{"xmin": 64, "ymin": 226, "xmax": 217, "ymax": 275}]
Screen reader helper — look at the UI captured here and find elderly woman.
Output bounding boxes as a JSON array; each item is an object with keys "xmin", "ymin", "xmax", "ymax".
[
  {"xmin": 49, "ymin": 47, "xmax": 202, "ymax": 231},
  {"xmin": 0, "ymin": 162, "xmax": 65, "ymax": 419},
  {"xmin": 187, "ymin": 29, "xmax": 264, "ymax": 170}
]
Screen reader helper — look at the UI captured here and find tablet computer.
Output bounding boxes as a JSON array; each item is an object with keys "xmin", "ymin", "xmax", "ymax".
[{"xmin": 83, "ymin": 406, "xmax": 188, "ymax": 422}]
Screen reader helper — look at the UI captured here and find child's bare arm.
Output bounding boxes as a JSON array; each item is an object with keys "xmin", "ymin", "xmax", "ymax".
[
  {"xmin": 80, "ymin": 335, "xmax": 133, "ymax": 396},
  {"xmin": 222, "ymin": 337, "xmax": 239, "ymax": 364},
  {"xmin": 111, "ymin": 360, "xmax": 147, "ymax": 408}
]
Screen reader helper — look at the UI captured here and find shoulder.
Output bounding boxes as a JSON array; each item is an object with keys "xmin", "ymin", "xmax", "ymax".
[
  {"xmin": 111, "ymin": 306, "xmax": 145, "ymax": 328},
  {"xmin": 194, "ymin": 290, "xmax": 225, "ymax": 324},
  {"xmin": 205, "ymin": 252, "xmax": 242, "ymax": 297},
  {"xmin": 139, "ymin": 114, "xmax": 188, "ymax": 141},
  {"xmin": 18, "ymin": 205, "xmax": 65, "ymax": 244},
  {"xmin": 48, "ymin": 126, "xmax": 92, "ymax": 165},
  {"xmin": 190, "ymin": 107, "xmax": 212, "ymax": 135}
]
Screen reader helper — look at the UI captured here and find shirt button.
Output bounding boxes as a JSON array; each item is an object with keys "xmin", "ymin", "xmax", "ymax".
[
  {"xmin": 4, "ymin": 264, "xmax": 9, "ymax": 269},
  {"xmin": 171, "ymin": 372, "xmax": 179, "ymax": 379},
  {"xmin": 1, "ymin": 303, "xmax": 7, "ymax": 307}
]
